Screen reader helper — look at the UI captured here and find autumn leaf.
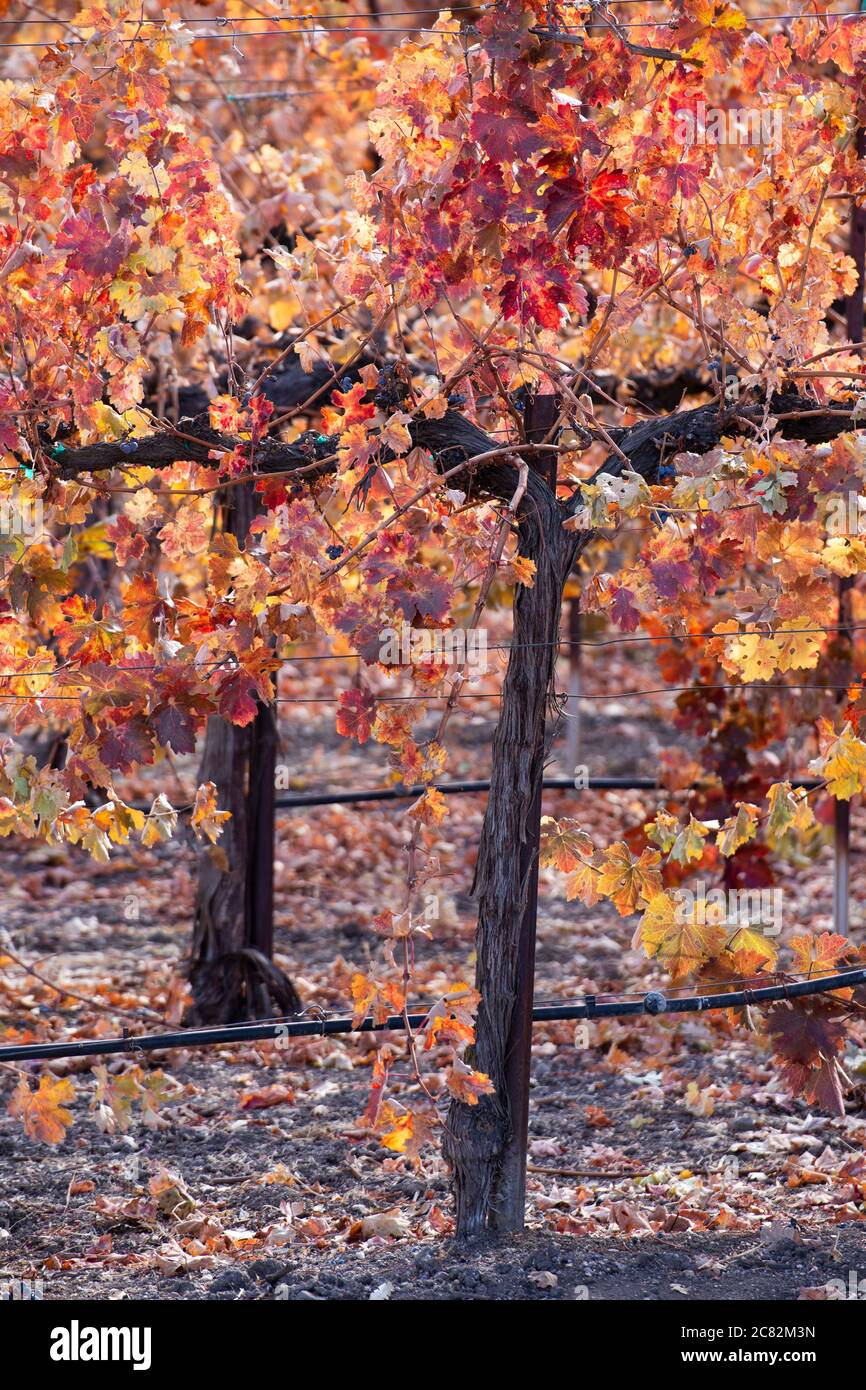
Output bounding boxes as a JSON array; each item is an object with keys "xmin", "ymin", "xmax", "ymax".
[
  {"xmin": 447, "ymin": 1058, "xmax": 495, "ymax": 1106},
  {"xmin": 351, "ymin": 972, "xmax": 378, "ymax": 1028},
  {"xmin": 684, "ymin": 1081, "xmax": 715, "ymax": 1118},
  {"xmin": 9, "ymin": 1075, "xmax": 75, "ymax": 1145},
  {"xmin": 564, "ymin": 859, "xmax": 603, "ymax": 908},
  {"xmin": 809, "ymin": 722, "xmax": 866, "ymax": 799},
  {"xmin": 209, "ymin": 395, "xmax": 244, "ymax": 434},
  {"xmin": 190, "ymin": 782, "xmax": 231, "ymax": 845},
  {"xmin": 645, "ymin": 809, "xmax": 680, "ymax": 854},
  {"xmin": 140, "ymin": 793, "xmax": 178, "ymax": 847},
  {"xmin": 380, "ymin": 1108, "xmax": 416, "ymax": 1155},
  {"xmin": 773, "ymin": 620, "xmax": 822, "ymax": 673},
  {"xmin": 422, "ymin": 983, "xmax": 481, "ymax": 1053},
  {"xmin": 765, "ymin": 782, "xmax": 814, "ymax": 845},
  {"xmin": 821, "ymin": 536, "xmax": 866, "ymax": 577},
  {"xmin": 716, "ymin": 803, "xmax": 759, "ymax": 857},
  {"xmin": 636, "ymin": 892, "xmax": 726, "ymax": 980},
  {"xmin": 596, "ymin": 842, "xmax": 663, "ymax": 915},
  {"xmin": 239, "ymin": 1085, "xmax": 295, "ymax": 1111},
  {"xmin": 91, "ymin": 1066, "xmax": 169, "ymax": 1133},
  {"xmin": 722, "ymin": 628, "xmax": 780, "ymax": 683},
  {"xmin": 511, "ymin": 555, "xmax": 536, "ymax": 588},
  {"xmin": 668, "ymin": 814, "xmax": 711, "ymax": 866},
  {"xmin": 765, "ymin": 999, "xmax": 848, "ymax": 1117},
  {"xmin": 789, "ymin": 932, "xmax": 853, "ymax": 975},
  {"xmin": 350, "ymin": 973, "xmax": 404, "ymax": 1027},
  {"xmin": 409, "ymin": 787, "xmax": 448, "ymax": 826},
  {"xmin": 380, "ymin": 411, "xmax": 413, "ymax": 456},
  {"xmin": 727, "ymin": 925, "xmax": 779, "ymax": 970},
  {"xmin": 336, "ymin": 689, "xmax": 377, "ymax": 745},
  {"xmin": 539, "ymin": 816, "xmax": 593, "ymax": 873}
]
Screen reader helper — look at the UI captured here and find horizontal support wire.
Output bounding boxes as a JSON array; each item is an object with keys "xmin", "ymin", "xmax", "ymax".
[
  {"xmin": 1, "ymin": 12, "xmax": 865, "ymax": 46},
  {"xmin": 2, "ymin": 684, "xmax": 863, "ymax": 707},
  {"xmin": 2, "ymin": 966, "xmax": 864, "ymax": 1064},
  {"xmin": 1, "ymin": 622, "xmax": 865, "ymax": 681}
]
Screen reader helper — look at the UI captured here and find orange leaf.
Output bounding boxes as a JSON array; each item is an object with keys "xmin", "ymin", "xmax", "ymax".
[
  {"xmin": 9, "ymin": 1075, "xmax": 75, "ymax": 1145},
  {"xmin": 239, "ymin": 1085, "xmax": 295, "ymax": 1111}
]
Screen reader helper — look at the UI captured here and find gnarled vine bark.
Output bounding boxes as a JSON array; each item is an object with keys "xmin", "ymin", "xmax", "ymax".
[
  {"xmin": 188, "ymin": 482, "xmax": 300, "ymax": 1024},
  {"xmin": 443, "ymin": 469, "xmax": 578, "ymax": 1237}
]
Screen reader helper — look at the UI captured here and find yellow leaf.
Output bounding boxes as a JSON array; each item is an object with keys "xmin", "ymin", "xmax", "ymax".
[
  {"xmin": 756, "ymin": 521, "xmax": 820, "ymax": 583},
  {"xmin": 512, "ymin": 555, "xmax": 537, "ymax": 588},
  {"xmin": 564, "ymin": 860, "xmax": 602, "ymax": 907},
  {"xmin": 381, "ymin": 1112, "xmax": 414, "ymax": 1153},
  {"xmin": 724, "ymin": 629, "xmax": 780, "ymax": 682},
  {"xmin": 821, "ymin": 536, "xmax": 866, "ymax": 577},
  {"xmin": 716, "ymin": 803, "xmax": 759, "ymax": 857},
  {"xmin": 637, "ymin": 893, "xmax": 726, "ymax": 981},
  {"xmin": 596, "ymin": 842, "xmax": 662, "ymax": 915},
  {"xmin": 773, "ymin": 619, "xmax": 822, "ymax": 673},
  {"xmin": 728, "ymin": 925, "xmax": 779, "ymax": 969},
  {"xmin": 380, "ymin": 411, "xmax": 413, "ymax": 456},
  {"xmin": 191, "ymin": 782, "xmax": 231, "ymax": 845},
  {"xmin": 409, "ymin": 787, "xmax": 448, "ymax": 826},
  {"xmin": 645, "ymin": 809, "xmax": 680, "ymax": 854},
  {"xmin": 685, "ymin": 1081, "xmax": 715, "ymax": 1118},
  {"xmin": 350, "ymin": 972, "xmax": 377, "ymax": 1027},
  {"xmin": 810, "ymin": 722, "xmax": 866, "ymax": 799},
  {"xmin": 269, "ymin": 298, "xmax": 297, "ymax": 332}
]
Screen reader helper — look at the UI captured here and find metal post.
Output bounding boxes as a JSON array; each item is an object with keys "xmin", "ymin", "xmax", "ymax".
[
  {"xmin": 492, "ymin": 392, "xmax": 559, "ymax": 1232},
  {"xmin": 834, "ymin": 574, "xmax": 853, "ymax": 937},
  {"xmin": 834, "ymin": 798, "xmax": 850, "ymax": 936},
  {"xmin": 247, "ymin": 696, "xmax": 277, "ymax": 962},
  {"xmin": 835, "ymin": 87, "xmax": 866, "ymax": 937},
  {"xmin": 564, "ymin": 590, "xmax": 582, "ymax": 772}
]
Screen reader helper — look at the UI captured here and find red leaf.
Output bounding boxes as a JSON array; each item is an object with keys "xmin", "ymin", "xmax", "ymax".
[
  {"xmin": 336, "ymin": 689, "xmax": 377, "ymax": 744},
  {"xmin": 217, "ymin": 671, "xmax": 259, "ymax": 727}
]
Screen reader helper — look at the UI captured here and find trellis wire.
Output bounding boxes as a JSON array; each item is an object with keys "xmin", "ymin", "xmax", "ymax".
[
  {"xmin": 1, "ymin": 622, "xmax": 865, "ymax": 681},
  {"xmin": 2, "ymin": 682, "xmax": 865, "ymax": 704},
  {"xmin": 2, "ymin": 11, "xmax": 866, "ymax": 47}
]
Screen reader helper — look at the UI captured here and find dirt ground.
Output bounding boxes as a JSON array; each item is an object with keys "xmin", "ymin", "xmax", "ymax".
[
  {"xmin": 3, "ymin": 1016, "xmax": 866, "ymax": 1301},
  {"xmin": 2, "ymin": 676, "xmax": 866, "ymax": 1302}
]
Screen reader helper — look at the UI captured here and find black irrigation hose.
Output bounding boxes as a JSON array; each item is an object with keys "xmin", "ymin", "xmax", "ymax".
[
  {"xmin": 129, "ymin": 774, "xmax": 823, "ymax": 814},
  {"xmin": 3, "ymin": 968, "xmax": 865, "ymax": 1065},
  {"xmin": 274, "ymin": 775, "xmax": 823, "ymax": 809}
]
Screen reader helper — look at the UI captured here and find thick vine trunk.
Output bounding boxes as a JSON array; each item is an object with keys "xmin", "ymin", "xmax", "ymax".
[
  {"xmin": 187, "ymin": 484, "xmax": 300, "ymax": 1024},
  {"xmin": 444, "ymin": 474, "xmax": 576, "ymax": 1237}
]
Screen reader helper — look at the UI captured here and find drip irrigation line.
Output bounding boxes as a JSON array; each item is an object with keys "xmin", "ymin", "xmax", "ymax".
[
  {"xmin": 142, "ymin": 960, "xmax": 861, "ymax": 1033},
  {"xmin": 223, "ymin": 86, "xmax": 373, "ymax": 101},
  {"xmin": 272, "ymin": 682, "xmax": 866, "ymax": 703},
  {"xmin": 121, "ymin": 771, "xmax": 820, "ymax": 814},
  {"xmin": 223, "ymin": 83, "xmax": 374, "ymax": 101},
  {"xmin": 2, "ymin": 966, "xmax": 864, "ymax": 1064},
  {"xmin": 273, "ymin": 773, "xmax": 822, "ymax": 809}
]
